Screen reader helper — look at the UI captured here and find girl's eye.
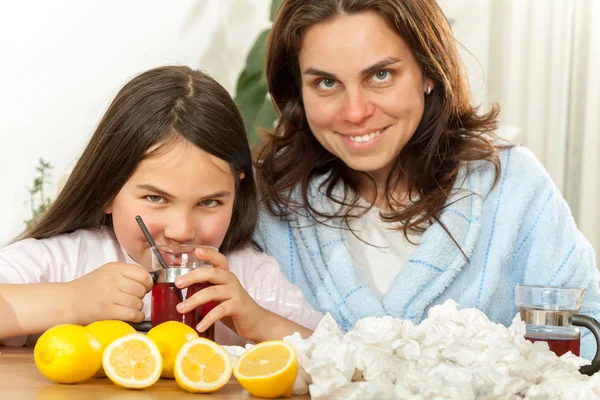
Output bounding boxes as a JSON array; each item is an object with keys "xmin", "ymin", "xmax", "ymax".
[
  {"xmin": 146, "ymin": 195, "xmax": 165, "ymax": 204},
  {"xmin": 317, "ymin": 78, "xmax": 338, "ymax": 90},
  {"xmin": 200, "ymin": 199, "xmax": 220, "ymax": 208}
]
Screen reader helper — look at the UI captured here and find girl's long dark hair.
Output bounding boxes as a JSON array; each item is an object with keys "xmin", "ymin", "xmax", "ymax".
[{"xmin": 18, "ymin": 66, "xmax": 257, "ymax": 255}]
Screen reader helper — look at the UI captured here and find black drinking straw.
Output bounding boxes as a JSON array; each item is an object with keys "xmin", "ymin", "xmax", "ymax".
[
  {"xmin": 135, "ymin": 215, "xmax": 169, "ymax": 269},
  {"xmin": 135, "ymin": 215, "xmax": 183, "ymax": 304}
]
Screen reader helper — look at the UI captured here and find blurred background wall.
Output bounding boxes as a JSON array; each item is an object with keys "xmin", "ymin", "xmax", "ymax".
[{"xmin": 1, "ymin": 0, "xmax": 598, "ymax": 265}]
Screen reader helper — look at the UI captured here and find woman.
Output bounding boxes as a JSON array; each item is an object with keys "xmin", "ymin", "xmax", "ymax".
[{"xmin": 253, "ymin": 0, "xmax": 599, "ymax": 358}]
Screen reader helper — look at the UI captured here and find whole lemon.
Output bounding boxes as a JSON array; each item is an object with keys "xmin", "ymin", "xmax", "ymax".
[
  {"xmin": 86, "ymin": 320, "xmax": 136, "ymax": 376},
  {"xmin": 34, "ymin": 324, "xmax": 102, "ymax": 384},
  {"xmin": 147, "ymin": 321, "xmax": 198, "ymax": 378}
]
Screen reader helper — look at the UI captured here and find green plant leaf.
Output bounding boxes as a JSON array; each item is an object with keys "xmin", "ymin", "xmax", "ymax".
[
  {"xmin": 270, "ymin": 0, "xmax": 284, "ymax": 21},
  {"xmin": 24, "ymin": 159, "xmax": 54, "ymax": 228},
  {"xmin": 252, "ymin": 96, "xmax": 278, "ymax": 144},
  {"xmin": 235, "ymin": 69, "xmax": 269, "ymax": 142},
  {"xmin": 244, "ymin": 29, "xmax": 270, "ymax": 77},
  {"xmin": 234, "ymin": 0, "xmax": 283, "ymax": 146}
]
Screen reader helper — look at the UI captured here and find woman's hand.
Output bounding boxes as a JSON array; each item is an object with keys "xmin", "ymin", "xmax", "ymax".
[
  {"xmin": 173, "ymin": 247, "xmax": 269, "ymax": 342},
  {"xmin": 67, "ymin": 262, "xmax": 153, "ymax": 325}
]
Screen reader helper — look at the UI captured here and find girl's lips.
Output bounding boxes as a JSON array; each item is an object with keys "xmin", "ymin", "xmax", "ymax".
[{"xmin": 341, "ymin": 126, "xmax": 388, "ymax": 149}]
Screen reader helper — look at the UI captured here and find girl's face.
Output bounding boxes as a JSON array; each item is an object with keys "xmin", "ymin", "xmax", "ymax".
[
  {"xmin": 104, "ymin": 138, "xmax": 238, "ymax": 268},
  {"xmin": 298, "ymin": 11, "xmax": 433, "ymax": 185}
]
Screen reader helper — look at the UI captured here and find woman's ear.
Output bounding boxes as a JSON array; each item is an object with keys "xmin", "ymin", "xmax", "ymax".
[
  {"xmin": 424, "ymin": 77, "xmax": 434, "ymax": 95},
  {"xmin": 239, "ymin": 172, "xmax": 245, "ymax": 180},
  {"xmin": 103, "ymin": 200, "xmax": 113, "ymax": 214}
]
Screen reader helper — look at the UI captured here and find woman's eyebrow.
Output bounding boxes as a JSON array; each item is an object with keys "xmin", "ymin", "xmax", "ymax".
[{"xmin": 303, "ymin": 57, "xmax": 402, "ymax": 79}]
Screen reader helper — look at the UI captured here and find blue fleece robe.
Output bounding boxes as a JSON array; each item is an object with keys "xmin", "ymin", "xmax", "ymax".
[{"xmin": 255, "ymin": 146, "xmax": 600, "ymax": 360}]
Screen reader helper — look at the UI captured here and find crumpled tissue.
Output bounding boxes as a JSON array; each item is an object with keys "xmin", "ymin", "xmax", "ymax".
[{"xmin": 225, "ymin": 300, "xmax": 600, "ymax": 399}]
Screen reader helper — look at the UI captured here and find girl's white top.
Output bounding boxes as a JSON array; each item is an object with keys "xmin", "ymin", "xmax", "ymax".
[{"xmin": 0, "ymin": 226, "xmax": 323, "ymax": 346}]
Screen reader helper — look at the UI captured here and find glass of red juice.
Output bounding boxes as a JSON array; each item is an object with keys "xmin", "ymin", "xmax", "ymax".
[
  {"xmin": 515, "ymin": 284, "xmax": 600, "ymax": 375},
  {"xmin": 150, "ymin": 244, "xmax": 218, "ymax": 341}
]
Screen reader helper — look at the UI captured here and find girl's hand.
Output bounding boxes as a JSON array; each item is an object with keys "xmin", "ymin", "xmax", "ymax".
[
  {"xmin": 67, "ymin": 262, "xmax": 154, "ymax": 325},
  {"xmin": 174, "ymin": 247, "xmax": 268, "ymax": 342}
]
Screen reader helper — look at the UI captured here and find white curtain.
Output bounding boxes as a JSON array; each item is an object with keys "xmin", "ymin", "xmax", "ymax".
[{"xmin": 484, "ymin": 0, "xmax": 600, "ymax": 265}]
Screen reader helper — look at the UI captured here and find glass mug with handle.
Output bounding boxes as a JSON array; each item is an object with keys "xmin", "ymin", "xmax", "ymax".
[
  {"xmin": 131, "ymin": 244, "xmax": 217, "ymax": 340},
  {"xmin": 515, "ymin": 284, "xmax": 600, "ymax": 375}
]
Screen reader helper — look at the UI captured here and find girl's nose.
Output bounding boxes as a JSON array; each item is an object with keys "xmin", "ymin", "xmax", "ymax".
[{"xmin": 163, "ymin": 213, "xmax": 196, "ymax": 244}]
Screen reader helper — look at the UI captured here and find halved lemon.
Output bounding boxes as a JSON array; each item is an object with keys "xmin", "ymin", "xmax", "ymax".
[
  {"xmin": 102, "ymin": 333, "xmax": 162, "ymax": 389},
  {"xmin": 233, "ymin": 340, "xmax": 298, "ymax": 399},
  {"xmin": 174, "ymin": 338, "xmax": 232, "ymax": 393}
]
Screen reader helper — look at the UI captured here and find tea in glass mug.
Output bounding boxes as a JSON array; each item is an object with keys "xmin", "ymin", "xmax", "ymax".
[{"xmin": 515, "ymin": 284, "xmax": 600, "ymax": 375}]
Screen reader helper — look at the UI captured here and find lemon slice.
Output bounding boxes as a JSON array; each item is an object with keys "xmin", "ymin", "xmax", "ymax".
[
  {"xmin": 233, "ymin": 340, "xmax": 298, "ymax": 399},
  {"xmin": 174, "ymin": 338, "xmax": 232, "ymax": 393},
  {"xmin": 102, "ymin": 333, "xmax": 162, "ymax": 389}
]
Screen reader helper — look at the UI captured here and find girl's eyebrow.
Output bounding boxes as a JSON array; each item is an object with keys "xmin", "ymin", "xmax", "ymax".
[
  {"xmin": 136, "ymin": 184, "xmax": 232, "ymax": 199},
  {"xmin": 203, "ymin": 190, "xmax": 232, "ymax": 199},
  {"xmin": 136, "ymin": 184, "xmax": 171, "ymax": 197}
]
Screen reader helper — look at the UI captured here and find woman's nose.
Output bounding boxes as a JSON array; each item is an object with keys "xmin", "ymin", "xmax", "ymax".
[{"xmin": 341, "ymin": 88, "xmax": 375, "ymax": 125}]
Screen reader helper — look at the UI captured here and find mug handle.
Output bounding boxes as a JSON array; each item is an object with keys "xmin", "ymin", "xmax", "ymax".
[
  {"xmin": 126, "ymin": 321, "xmax": 152, "ymax": 332},
  {"xmin": 572, "ymin": 314, "xmax": 600, "ymax": 375}
]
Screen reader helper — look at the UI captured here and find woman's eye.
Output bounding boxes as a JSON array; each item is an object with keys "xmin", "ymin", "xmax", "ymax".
[
  {"xmin": 373, "ymin": 70, "xmax": 390, "ymax": 82},
  {"xmin": 200, "ymin": 199, "xmax": 219, "ymax": 207},
  {"xmin": 317, "ymin": 78, "xmax": 338, "ymax": 90},
  {"xmin": 146, "ymin": 195, "xmax": 165, "ymax": 204}
]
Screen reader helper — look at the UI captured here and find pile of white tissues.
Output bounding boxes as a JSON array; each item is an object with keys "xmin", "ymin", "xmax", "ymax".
[{"xmin": 226, "ymin": 300, "xmax": 600, "ymax": 399}]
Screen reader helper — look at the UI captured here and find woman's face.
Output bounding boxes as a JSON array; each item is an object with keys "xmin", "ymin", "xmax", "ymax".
[{"xmin": 299, "ymin": 11, "xmax": 433, "ymax": 185}]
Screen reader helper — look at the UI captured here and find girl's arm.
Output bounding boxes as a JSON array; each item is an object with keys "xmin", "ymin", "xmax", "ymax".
[
  {"xmin": 0, "ymin": 282, "xmax": 79, "ymax": 339},
  {"xmin": 251, "ymin": 308, "xmax": 314, "ymax": 341},
  {"xmin": 0, "ymin": 263, "xmax": 153, "ymax": 341},
  {"xmin": 244, "ymin": 251, "xmax": 324, "ymax": 332},
  {"xmin": 0, "ymin": 230, "xmax": 153, "ymax": 342},
  {"xmin": 175, "ymin": 247, "xmax": 321, "ymax": 343}
]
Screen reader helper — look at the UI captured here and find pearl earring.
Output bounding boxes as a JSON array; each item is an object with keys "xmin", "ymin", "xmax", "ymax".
[{"xmin": 426, "ymin": 85, "xmax": 432, "ymax": 95}]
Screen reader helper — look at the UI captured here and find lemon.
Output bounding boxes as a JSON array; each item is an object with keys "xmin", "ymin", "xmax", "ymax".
[
  {"xmin": 147, "ymin": 321, "xmax": 198, "ymax": 378},
  {"xmin": 34, "ymin": 324, "xmax": 102, "ymax": 384},
  {"xmin": 174, "ymin": 338, "xmax": 232, "ymax": 393},
  {"xmin": 86, "ymin": 320, "xmax": 136, "ymax": 377},
  {"xmin": 102, "ymin": 333, "xmax": 162, "ymax": 389},
  {"xmin": 233, "ymin": 340, "xmax": 298, "ymax": 399}
]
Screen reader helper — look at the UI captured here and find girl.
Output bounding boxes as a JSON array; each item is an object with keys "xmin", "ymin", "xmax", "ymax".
[
  {"xmin": 254, "ymin": 0, "xmax": 600, "ymax": 359},
  {"xmin": 0, "ymin": 65, "xmax": 322, "ymax": 345}
]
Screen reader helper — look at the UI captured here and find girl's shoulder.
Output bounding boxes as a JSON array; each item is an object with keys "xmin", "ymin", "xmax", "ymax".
[
  {"xmin": 226, "ymin": 247, "xmax": 279, "ymax": 272},
  {"xmin": 0, "ymin": 226, "xmax": 124, "ymax": 283},
  {"xmin": 226, "ymin": 246, "xmax": 282, "ymax": 284},
  {"xmin": 2, "ymin": 226, "xmax": 117, "ymax": 253}
]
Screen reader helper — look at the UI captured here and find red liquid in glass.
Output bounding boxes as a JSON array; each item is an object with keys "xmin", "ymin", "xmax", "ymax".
[
  {"xmin": 526, "ymin": 336, "xmax": 580, "ymax": 356},
  {"xmin": 152, "ymin": 282, "xmax": 216, "ymax": 341}
]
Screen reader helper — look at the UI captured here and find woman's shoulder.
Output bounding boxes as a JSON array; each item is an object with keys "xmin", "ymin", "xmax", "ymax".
[{"xmin": 465, "ymin": 145, "xmax": 553, "ymax": 193}]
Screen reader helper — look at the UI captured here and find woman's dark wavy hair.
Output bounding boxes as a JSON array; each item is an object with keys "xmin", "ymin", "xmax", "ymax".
[
  {"xmin": 255, "ymin": 0, "xmax": 505, "ymax": 247},
  {"xmin": 18, "ymin": 66, "xmax": 258, "ymax": 255}
]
